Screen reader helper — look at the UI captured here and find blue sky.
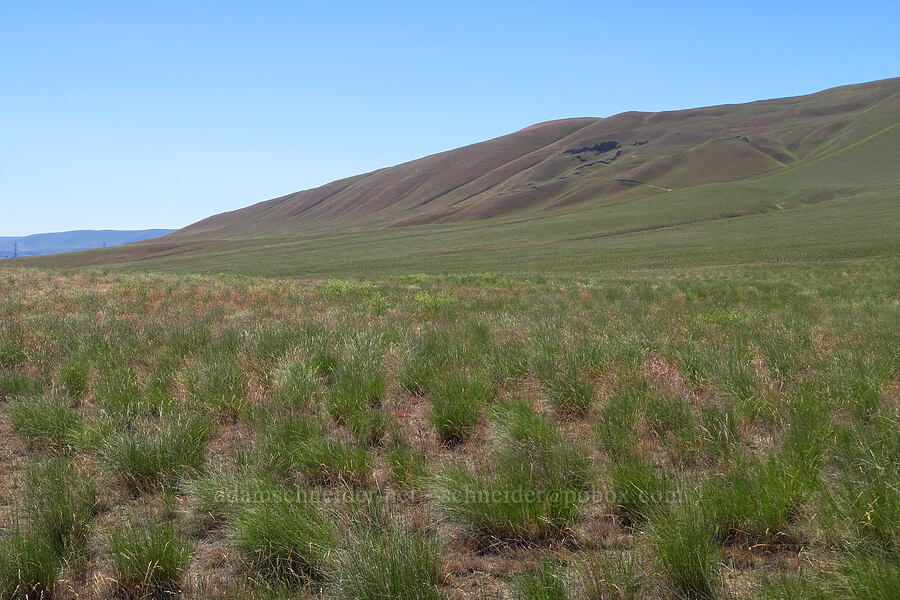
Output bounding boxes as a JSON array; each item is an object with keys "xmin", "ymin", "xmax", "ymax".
[{"xmin": 2, "ymin": 1, "xmax": 898, "ymax": 236}]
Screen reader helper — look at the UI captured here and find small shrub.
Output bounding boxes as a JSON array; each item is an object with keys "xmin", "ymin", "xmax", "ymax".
[
  {"xmin": 6, "ymin": 396, "xmax": 83, "ymax": 451},
  {"xmin": 108, "ymin": 519, "xmax": 194, "ymax": 599}
]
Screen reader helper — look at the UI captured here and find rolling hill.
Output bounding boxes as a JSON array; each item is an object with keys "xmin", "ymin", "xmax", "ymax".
[
  {"xmin": 15, "ymin": 77, "xmax": 900, "ymax": 276},
  {"xmin": 0, "ymin": 229, "xmax": 176, "ymax": 259}
]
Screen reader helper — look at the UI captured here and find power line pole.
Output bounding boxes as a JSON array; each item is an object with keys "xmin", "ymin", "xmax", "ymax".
[{"xmin": 12, "ymin": 242, "xmax": 17, "ymax": 258}]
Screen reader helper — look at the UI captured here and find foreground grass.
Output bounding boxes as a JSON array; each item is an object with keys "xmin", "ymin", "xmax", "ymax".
[{"xmin": 0, "ymin": 261, "xmax": 897, "ymax": 598}]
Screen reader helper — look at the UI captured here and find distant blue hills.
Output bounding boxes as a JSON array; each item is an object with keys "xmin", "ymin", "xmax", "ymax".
[{"xmin": 0, "ymin": 229, "xmax": 177, "ymax": 258}]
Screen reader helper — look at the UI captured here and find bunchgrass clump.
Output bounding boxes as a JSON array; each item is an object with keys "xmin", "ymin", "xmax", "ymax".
[
  {"xmin": 96, "ymin": 366, "xmax": 144, "ymax": 420},
  {"xmin": 59, "ymin": 358, "xmax": 90, "ymax": 400},
  {"xmin": 827, "ymin": 415, "xmax": 899, "ymax": 551},
  {"xmin": 594, "ymin": 374, "xmax": 647, "ymax": 459},
  {"xmin": 229, "ymin": 486, "xmax": 335, "ymax": 582},
  {"xmin": 606, "ymin": 457, "xmax": 671, "ymax": 525},
  {"xmin": 346, "ymin": 407, "xmax": 394, "ymax": 446},
  {"xmin": 327, "ymin": 361, "xmax": 385, "ymax": 423},
  {"xmin": 331, "ymin": 505, "xmax": 443, "ymax": 600},
  {"xmin": 398, "ymin": 326, "xmax": 457, "ymax": 394},
  {"xmin": 433, "ymin": 400, "xmax": 591, "ymax": 541},
  {"xmin": 102, "ymin": 415, "xmax": 212, "ymax": 492},
  {"xmin": 0, "ymin": 372, "xmax": 42, "ymax": 399},
  {"xmin": 835, "ymin": 554, "xmax": 900, "ymax": 600},
  {"xmin": 291, "ymin": 437, "xmax": 371, "ymax": 485},
  {"xmin": 579, "ymin": 551, "xmax": 642, "ymax": 600},
  {"xmin": 6, "ymin": 395, "xmax": 84, "ymax": 451},
  {"xmin": 23, "ymin": 456, "xmax": 99, "ymax": 557},
  {"xmin": 107, "ymin": 518, "xmax": 194, "ymax": 599},
  {"xmin": 182, "ymin": 469, "xmax": 276, "ymax": 525},
  {"xmin": 273, "ymin": 359, "xmax": 319, "ymax": 411},
  {"xmin": 258, "ymin": 416, "xmax": 370, "ymax": 485},
  {"xmin": 702, "ymin": 454, "xmax": 817, "ymax": 544},
  {"xmin": 515, "ymin": 561, "xmax": 568, "ymax": 600},
  {"xmin": 648, "ymin": 502, "xmax": 720, "ymax": 600},
  {"xmin": 185, "ymin": 357, "xmax": 248, "ymax": 420},
  {"xmin": 429, "ymin": 372, "xmax": 491, "ymax": 444},
  {"xmin": 543, "ymin": 368, "xmax": 595, "ymax": 417},
  {"xmin": 386, "ymin": 442, "xmax": 429, "ymax": 490},
  {"xmin": 0, "ymin": 525, "xmax": 61, "ymax": 600}
]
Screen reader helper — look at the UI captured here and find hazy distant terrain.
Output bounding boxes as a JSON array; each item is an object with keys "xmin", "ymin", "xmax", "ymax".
[{"xmin": 0, "ymin": 229, "xmax": 175, "ymax": 258}]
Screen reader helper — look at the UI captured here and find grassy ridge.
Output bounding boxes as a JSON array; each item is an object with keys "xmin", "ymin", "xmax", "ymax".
[
  {"xmin": 15, "ymin": 78, "xmax": 900, "ymax": 277},
  {"xmin": 0, "ymin": 261, "xmax": 897, "ymax": 598}
]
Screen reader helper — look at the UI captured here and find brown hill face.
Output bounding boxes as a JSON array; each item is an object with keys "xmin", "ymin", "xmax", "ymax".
[{"xmin": 171, "ymin": 77, "xmax": 899, "ymax": 239}]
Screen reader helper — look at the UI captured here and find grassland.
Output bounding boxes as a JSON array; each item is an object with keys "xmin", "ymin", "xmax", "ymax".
[{"xmin": 1, "ymin": 260, "xmax": 897, "ymax": 599}]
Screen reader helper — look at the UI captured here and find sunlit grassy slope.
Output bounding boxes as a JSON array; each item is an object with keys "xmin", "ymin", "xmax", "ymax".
[{"xmin": 17, "ymin": 78, "xmax": 900, "ymax": 277}]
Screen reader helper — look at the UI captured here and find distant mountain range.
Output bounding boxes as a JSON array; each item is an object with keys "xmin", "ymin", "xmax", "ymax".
[{"xmin": 0, "ymin": 229, "xmax": 176, "ymax": 258}]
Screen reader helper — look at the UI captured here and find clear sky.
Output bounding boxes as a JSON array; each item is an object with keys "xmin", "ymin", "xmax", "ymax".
[{"xmin": 2, "ymin": 1, "xmax": 898, "ymax": 236}]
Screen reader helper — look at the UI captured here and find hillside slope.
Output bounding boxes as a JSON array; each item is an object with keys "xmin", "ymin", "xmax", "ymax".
[{"xmin": 16, "ymin": 78, "xmax": 900, "ymax": 275}]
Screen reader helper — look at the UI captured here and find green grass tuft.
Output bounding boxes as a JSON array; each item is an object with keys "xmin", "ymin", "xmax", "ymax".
[
  {"xmin": 606, "ymin": 457, "xmax": 671, "ymax": 525},
  {"xmin": 648, "ymin": 502, "xmax": 721, "ymax": 600},
  {"xmin": 0, "ymin": 525, "xmax": 62, "ymax": 600},
  {"xmin": 23, "ymin": 456, "xmax": 99, "ymax": 557},
  {"xmin": 331, "ymin": 506, "xmax": 443, "ymax": 600},
  {"xmin": 515, "ymin": 561, "xmax": 569, "ymax": 600},
  {"xmin": 108, "ymin": 518, "xmax": 194, "ymax": 599},
  {"xmin": 6, "ymin": 396, "xmax": 83, "ymax": 451},
  {"xmin": 229, "ymin": 486, "xmax": 335, "ymax": 582},
  {"xmin": 433, "ymin": 400, "xmax": 591, "ymax": 541},
  {"xmin": 429, "ymin": 372, "xmax": 491, "ymax": 444},
  {"xmin": 102, "ymin": 415, "xmax": 212, "ymax": 492}
]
